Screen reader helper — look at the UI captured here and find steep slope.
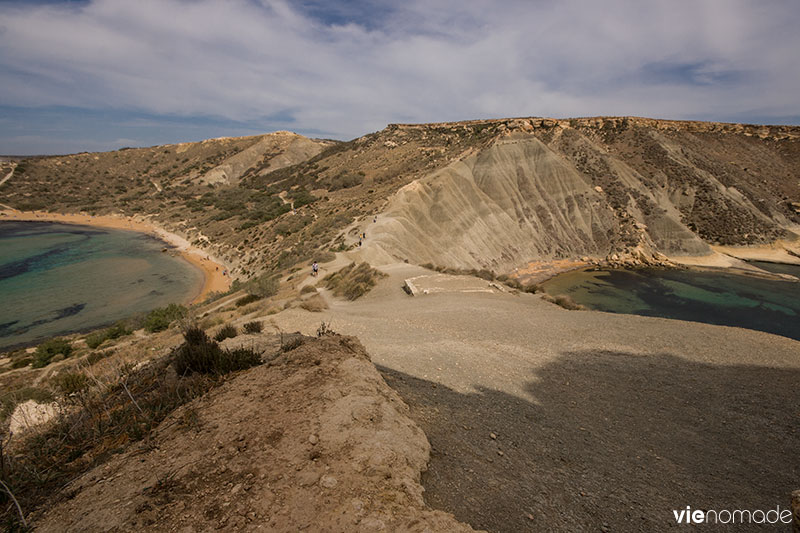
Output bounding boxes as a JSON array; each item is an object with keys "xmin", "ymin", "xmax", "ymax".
[{"xmin": 366, "ymin": 118, "xmax": 800, "ymax": 271}]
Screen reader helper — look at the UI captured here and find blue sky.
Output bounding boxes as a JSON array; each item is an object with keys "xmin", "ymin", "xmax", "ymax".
[{"xmin": 1, "ymin": 0, "xmax": 799, "ymax": 155}]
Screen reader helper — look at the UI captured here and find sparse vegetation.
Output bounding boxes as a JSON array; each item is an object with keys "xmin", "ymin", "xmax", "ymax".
[
  {"xmin": 0, "ymin": 386, "xmax": 53, "ymax": 423},
  {"xmin": 31, "ymin": 338, "xmax": 73, "ymax": 368},
  {"xmin": 235, "ymin": 294, "xmax": 261, "ymax": 307},
  {"xmin": 173, "ymin": 326, "xmax": 261, "ymax": 375},
  {"xmin": 323, "ymin": 262, "xmax": 386, "ymax": 300},
  {"xmin": 144, "ymin": 304, "xmax": 187, "ymax": 333},
  {"xmin": 299, "ymin": 294, "xmax": 328, "ymax": 312},
  {"xmin": 86, "ymin": 350, "xmax": 113, "ymax": 365},
  {"xmin": 10, "ymin": 357, "xmax": 32, "ymax": 369},
  {"xmin": 542, "ymin": 293, "xmax": 586, "ymax": 310},
  {"xmin": 300, "ymin": 285, "xmax": 318, "ymax": 295},
  {"xmin": 85, "ymin": 323, "xmax": 132, "ymax": 349},
  {"xmin": 242, "ymin": 321, "xmax": 263, "ymax": 334},
  {"xmin": 53, "ymin": 371, "xmax": 90, "ymax": 398},
  {"xmin": 1, "ymin": 358, "xmax": 216, "ymax": 528},
  {"xmin": 280, "ymin": 335, "xmax": 305, "ymax": 352},
  {"xmin": 524, "ymin": 283, "xmax": 543, "ymax": 294},
  {"xmin": 213, "ymin": 324, "xmax": 238, "ymax": 342}
]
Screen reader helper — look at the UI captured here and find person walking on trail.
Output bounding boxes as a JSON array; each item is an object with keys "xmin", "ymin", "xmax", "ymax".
[{"xmin": 312, "ymin": 261, "xmax": 319, "ymax": 277}]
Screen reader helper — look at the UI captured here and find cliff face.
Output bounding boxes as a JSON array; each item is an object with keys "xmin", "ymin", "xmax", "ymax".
[{"xmin": 368, "ymin": 117, "xmax": 800, "ymax": 271}]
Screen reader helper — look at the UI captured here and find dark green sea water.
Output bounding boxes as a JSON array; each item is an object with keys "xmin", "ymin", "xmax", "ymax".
[
  {"xmin": 0, "ymin": 221, "xmax": 203, "ymax": 351},
  {"xmin": 542, "ymin": 265, "xmax": 800, "ymax": 341}
]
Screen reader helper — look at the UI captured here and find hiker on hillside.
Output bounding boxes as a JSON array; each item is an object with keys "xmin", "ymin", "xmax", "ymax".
[{"xmin": 312, "ymin": 261, "xmax": 319, "ymax": 277}]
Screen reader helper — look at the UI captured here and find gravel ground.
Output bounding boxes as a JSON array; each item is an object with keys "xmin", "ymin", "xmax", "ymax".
[{"xmin": 269, "ymin": 263, "xmax": 800, "ymax": 532}]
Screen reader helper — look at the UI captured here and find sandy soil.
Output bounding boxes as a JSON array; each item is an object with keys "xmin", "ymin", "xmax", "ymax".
[
  {"xmin": 513, "ymin": 258, "xmax": 596, "ymax": 284},
  {"xmin": 267, "ymin": 263, "xmax": 800, "ymax": 532},
  {"xmin": 711, "ymin": 241, "xmax": 800, "ymax": 265},
  {"xmin": 0, "ymin": 209, "xmax": 230, "ymax": 303}
]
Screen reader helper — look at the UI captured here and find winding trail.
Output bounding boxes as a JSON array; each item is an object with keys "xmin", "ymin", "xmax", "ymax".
[{"xmin": 0, "ymin": 163, "xmax": 17, "ymax": 187}]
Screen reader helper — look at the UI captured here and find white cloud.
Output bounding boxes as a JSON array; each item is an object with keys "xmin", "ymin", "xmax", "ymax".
[{"xmin": 0, "ymin": 0, "xmax": 798, "ymax": 148}]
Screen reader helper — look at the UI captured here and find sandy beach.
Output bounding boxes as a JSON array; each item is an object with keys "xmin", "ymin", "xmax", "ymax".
[{"xmin": 0, "ymin": 209, "xmax": 230, "ymax": 304}]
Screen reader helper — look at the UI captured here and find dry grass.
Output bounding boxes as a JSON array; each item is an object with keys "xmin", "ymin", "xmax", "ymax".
[
  {"xmin": 1, "ymin": 359, "xmax": 216, "ymax": 529},
  {"xmin": 323, "ymin": 262, "xmax": 386, "ymax": 300},
  {"xmin": 542, "ymin": 293, "xmax": 586, "ymax": 310},
  {"xmin": 0, "ymin": 325, "xmax": 264, "ymax": 529},
  {"xmin": 299, "ymin": 294, "xmax": 328, "ymax": 312}
]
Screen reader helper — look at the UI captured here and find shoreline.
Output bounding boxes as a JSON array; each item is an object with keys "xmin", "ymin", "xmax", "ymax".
[{"xmin": 0, "ymin": 209, "xmax": 231, "ymax": 304}]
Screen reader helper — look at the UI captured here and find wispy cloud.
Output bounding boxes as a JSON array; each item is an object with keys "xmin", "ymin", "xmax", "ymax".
[{"xmin": 1, "ymin": 0, "xmax": 799, "ymax": 154}]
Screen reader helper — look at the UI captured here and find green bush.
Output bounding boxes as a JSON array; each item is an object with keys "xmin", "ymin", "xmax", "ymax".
[
  {"xmin": 53, "ymin": 371, "xmax": 90, "ymax": 397},
  {"xmin": 173, "ymin": 327, "xmax": 261, "ymax": 375},
  {"xmin": 235, "ymin": 294, "xmax": 261, "ymax": 307},
  {"xmin": 32, "ymin": 338, "xmax": 73, "ymax": 368},
  {"xmin": 86, "ymin": 350, "xmax": 113, "ymax": 365},
  {"xmin": 243, "ymin": 321, "xmax": 263, "ymax": 334},
  {"xmin": 246, "ymin": 273, "xmax": 279, "ymax": 298},
  {"xmin": 11, "ymin": 356, "xmax": 32, "ymax": 369},
  {"xmin": 86, "ymin": 323, "xmax": 132, "ymax": 349},
  {"xmin": 144, "ymin": 304, "xmax": 187, "ymax": 332},
  {"xmin": 213, "ymin": 324, "xmax": 238, "ymax": 342}
]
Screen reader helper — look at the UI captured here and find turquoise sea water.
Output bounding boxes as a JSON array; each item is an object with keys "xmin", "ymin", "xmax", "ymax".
[
  {"xmin": 542, "ymin": 265, "xmax": 800, "ymax": 341},
  {"xmin": 0, "ymin": 221, "xmax": 203, "ymax": 351}
]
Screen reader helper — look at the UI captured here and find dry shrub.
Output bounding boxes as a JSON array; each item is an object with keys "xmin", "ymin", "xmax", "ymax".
[
  {"xmin": 280, "ymin": 334, "xmax": 306, "ymax": 352},
  {"xmin": 323, "ymin": 262, "xmax": 386, "ymax": 300},
  {"xmin": 1, "ymin": 358, "xmax": 216, "ymax": 527},
  {"xmin": 213, "ymin": 324, "xmax": 238, "ymax": 342},
  {"xmin": 173, "ymin": 327, "xmax": 261, "ymax": 376},
  {"xmin": 524, "ymin": 283, "xmax": 543, "ymax": 294},
  {"xmin": 242, "ymin": 321, "xmax": 263, "ymax": 334},
  {"xmin": 542, "ymin": 293, "xmax": 586, "ymax": 310},
  {"xmin": 300, "ymin": 285, "xmax": 318, "ymax": 295},
  {"xmin": 299, "ymin": 294, "xmax": 328, "ymax": 312},
  {"xmin": 235, "ymin": 294, "xmax": 261, "ymax": 307},
  {"xmin": 199, "ymin": 315, "xmax": 225, "ymax": 329}
]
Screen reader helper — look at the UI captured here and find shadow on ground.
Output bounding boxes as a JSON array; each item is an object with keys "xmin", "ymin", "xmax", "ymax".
[{"xmin": 379, "ymin": 351, "xmax": 799, "ymax": 532}]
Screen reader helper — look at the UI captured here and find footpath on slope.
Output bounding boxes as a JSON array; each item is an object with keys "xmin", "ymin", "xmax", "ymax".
[{"xmin": 32, "ymin": 335, "xmax": 477, "ymax": 533}]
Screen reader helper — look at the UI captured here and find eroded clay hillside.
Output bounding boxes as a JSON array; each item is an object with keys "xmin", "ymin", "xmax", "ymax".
[
  {"xmin": 3, "ymin": 117, "xmax": 799, "ymax": 276},
  {"xmin": 366, "ymin": 118, "xmax": 800, "ymax": 271}
]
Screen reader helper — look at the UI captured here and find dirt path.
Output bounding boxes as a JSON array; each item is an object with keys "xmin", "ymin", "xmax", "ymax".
[
  {"xmin": 269, "ymin": 263, "xmax": 800, "ymax": 532},
  {"xmin": 0, "ymin": 163, "xmax": 17, "ymax": 187}
]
